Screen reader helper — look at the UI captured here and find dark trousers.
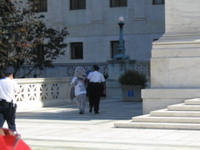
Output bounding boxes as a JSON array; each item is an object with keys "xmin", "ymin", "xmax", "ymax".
[
  {"xmin": 0, "ymin": 100, "xmax": 17, "ymax": 131},
  {"xmin": 89, "ymin": 82, "xmax": 101, "ymax": 113}
]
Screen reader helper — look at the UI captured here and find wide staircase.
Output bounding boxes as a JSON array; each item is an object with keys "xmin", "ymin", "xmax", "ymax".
[{"xmin": 115, "ymin": 98, "xmax": 200, "ymax": 130}]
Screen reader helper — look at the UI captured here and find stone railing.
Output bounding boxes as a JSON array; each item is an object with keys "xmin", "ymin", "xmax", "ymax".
[
  {"xmin": 16, "ymin": 61, "xmax": 150, "ymax": 80},
  {"xmin": 16, "ymin": 63, "xmax": 109, "ymax": 78},
  {"xmin": 15, "ymin": 77, "xmax": 72, "ymax": 110},
  {"xmin": 14, "ymin": 61, "xmax": 150, "ymax": 110}
]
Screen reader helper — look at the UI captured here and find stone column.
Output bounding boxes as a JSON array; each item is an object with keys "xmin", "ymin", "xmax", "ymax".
[{"xmin": 142, "ymin": 0, "xmax": 200, "ymax": 114}]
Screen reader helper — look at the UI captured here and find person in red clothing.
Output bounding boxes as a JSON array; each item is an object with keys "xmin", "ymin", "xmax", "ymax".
[{"xmin": 0, "ymin": 128, "xmax": 31, "ymax": 150}]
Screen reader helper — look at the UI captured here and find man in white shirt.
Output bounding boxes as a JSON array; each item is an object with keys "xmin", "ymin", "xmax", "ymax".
[
  {"xmin": 87, "ymin": 65, "xmax": 106, "ymax": 114},
  {"xmin": 0, "ymin": 66, "xmax": 20, "ymax": 132}
]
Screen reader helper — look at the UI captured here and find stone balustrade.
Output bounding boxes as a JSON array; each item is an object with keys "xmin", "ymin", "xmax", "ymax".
[
  {"xmin": 15, "ymin": 77, "xmax": 73, "ymax": 111},
  {"xmin": 14, "ymin": 61, "xmax": 150, "ymax": 111}
]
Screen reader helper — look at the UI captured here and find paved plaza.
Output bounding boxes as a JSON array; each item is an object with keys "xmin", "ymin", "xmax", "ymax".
[{"xmin": 5, "ymin": 99, "xmax": 200, "ymax": 150}]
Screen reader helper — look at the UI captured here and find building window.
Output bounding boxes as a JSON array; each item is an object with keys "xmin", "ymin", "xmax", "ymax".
[
  {"xmin": 111, "ymin": 41, "xmax": 119, "ymax": 58},
  {"xmin": 33, "ymin": 44, "xmax": 45, "ymax": 61},
  {"xmin": 153, "ymin": 0, "xmax": 165, "ymax": 5},
  {"xmin": 70, "ymin": 0, "xmax": 86, "ymax": 10},
  {"xmin": 71, "ymin": 42, "xmax": 83, "ymax": 59},
  {"xmin": 36, "ymin": 0, "xmax": 48, "ymax": 12},
  {"xmin": 110, "ymin": 0, "xmax": 127, "ymax": 7}
]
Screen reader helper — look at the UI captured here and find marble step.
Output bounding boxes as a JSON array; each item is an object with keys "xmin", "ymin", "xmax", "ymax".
[
  {"xmin": 114, "ymin": 122, "xmax": 200, "ymax": 130},
  {"xmin": 167, "ymin": 103, "xmax": 200, "ymax": 111},
  {"xmin": 132, "ymin": 115, "xmax": 200, "ymax": 123},
  {"xmin": 115, "ymin": 98, "xmax": 200, "ymax": 130},
  {"xmin": 185, "ymin": 98, "xmax": 200, "ymax": 105},
  {"xmin": 150, "ymin": 109, "xmax": 200, "ymax": 117}
]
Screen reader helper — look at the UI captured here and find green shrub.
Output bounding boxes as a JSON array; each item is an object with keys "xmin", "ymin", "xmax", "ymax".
[{"xmin": 118, "ymin": 70, "xmax": 147, "ymax": 88}]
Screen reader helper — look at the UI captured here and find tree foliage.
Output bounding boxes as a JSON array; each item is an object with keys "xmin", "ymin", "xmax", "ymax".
[{"xmin": 0, "ymin": 0, "xmax": 69, "ymax": 78}]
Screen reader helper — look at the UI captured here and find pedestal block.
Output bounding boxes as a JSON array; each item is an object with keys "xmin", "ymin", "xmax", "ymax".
[
  {"xmin": 106, "ymin": 60, "xmax": 135, "ymax": 99},
  {"xmin": 142, "ymin": 0, "xmax": 200, "ymax": 114},
  {"xmin": 142, "ymin": 89, "xmax": 200, "ymax": 114},
  {"xmin": 143, "ymin": 38, "xmax": 200, "ymax": 114},
  {"xmin": 121, "ymin": 85, "xmax": 142, "ymax": 102}
]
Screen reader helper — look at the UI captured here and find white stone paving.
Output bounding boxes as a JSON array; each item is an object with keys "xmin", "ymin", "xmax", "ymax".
[{"xmin": 3, "ymin": 99, "xmax": 200, "ymax": 150}]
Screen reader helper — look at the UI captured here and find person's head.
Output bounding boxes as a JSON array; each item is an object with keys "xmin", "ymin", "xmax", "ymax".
[
  {"xmin": 4, "ymin": 66, "xmax": 15, "ymax": 77},
  {"xmin": 93, "ymin": 65, "xmax": 99, "ymax": 71},
  {"xmin": 74, "ymin": 66, "xmax": 86, "ymax": 80}
]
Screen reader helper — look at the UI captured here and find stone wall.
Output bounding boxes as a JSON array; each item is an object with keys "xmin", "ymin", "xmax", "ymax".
[
  {"xmin": 15, "ymin": 77, "xmax": 72, "ymax": 110},
  {"xmin": 40, "ymin": 0, "xmax": 165, "ymax": 63}
]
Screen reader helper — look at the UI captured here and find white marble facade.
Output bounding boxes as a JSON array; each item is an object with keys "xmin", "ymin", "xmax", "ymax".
[
  {"xmin": 14, "ymin": 0, "xmax": 165, "ymax": 78},
  {"xmin": 37, "ymin": 0, "xmax": 165, "ymax": 65},
  {"xmin": 142, "ymin": 0, "xmax": 200, "ymax": 114}
]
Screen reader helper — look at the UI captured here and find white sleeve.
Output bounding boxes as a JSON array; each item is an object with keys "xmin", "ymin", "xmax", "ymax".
[
  {"xmin": 13, "ymin": 80, "xmax": 20, "ymax": 93},
  {"xmin": 101, "ymin": 74, "xmax": 106, "ymax": 82}
]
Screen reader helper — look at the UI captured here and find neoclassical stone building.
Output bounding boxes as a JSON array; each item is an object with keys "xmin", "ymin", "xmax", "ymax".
[{"xmin": 18, "ymin": 0, "xmax": 165, "ymax": 78}]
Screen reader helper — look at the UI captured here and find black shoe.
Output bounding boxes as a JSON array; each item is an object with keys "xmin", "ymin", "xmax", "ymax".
[{"xmin": 79, "ymin": 112, "xmax": 84, "ymax": 114}]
